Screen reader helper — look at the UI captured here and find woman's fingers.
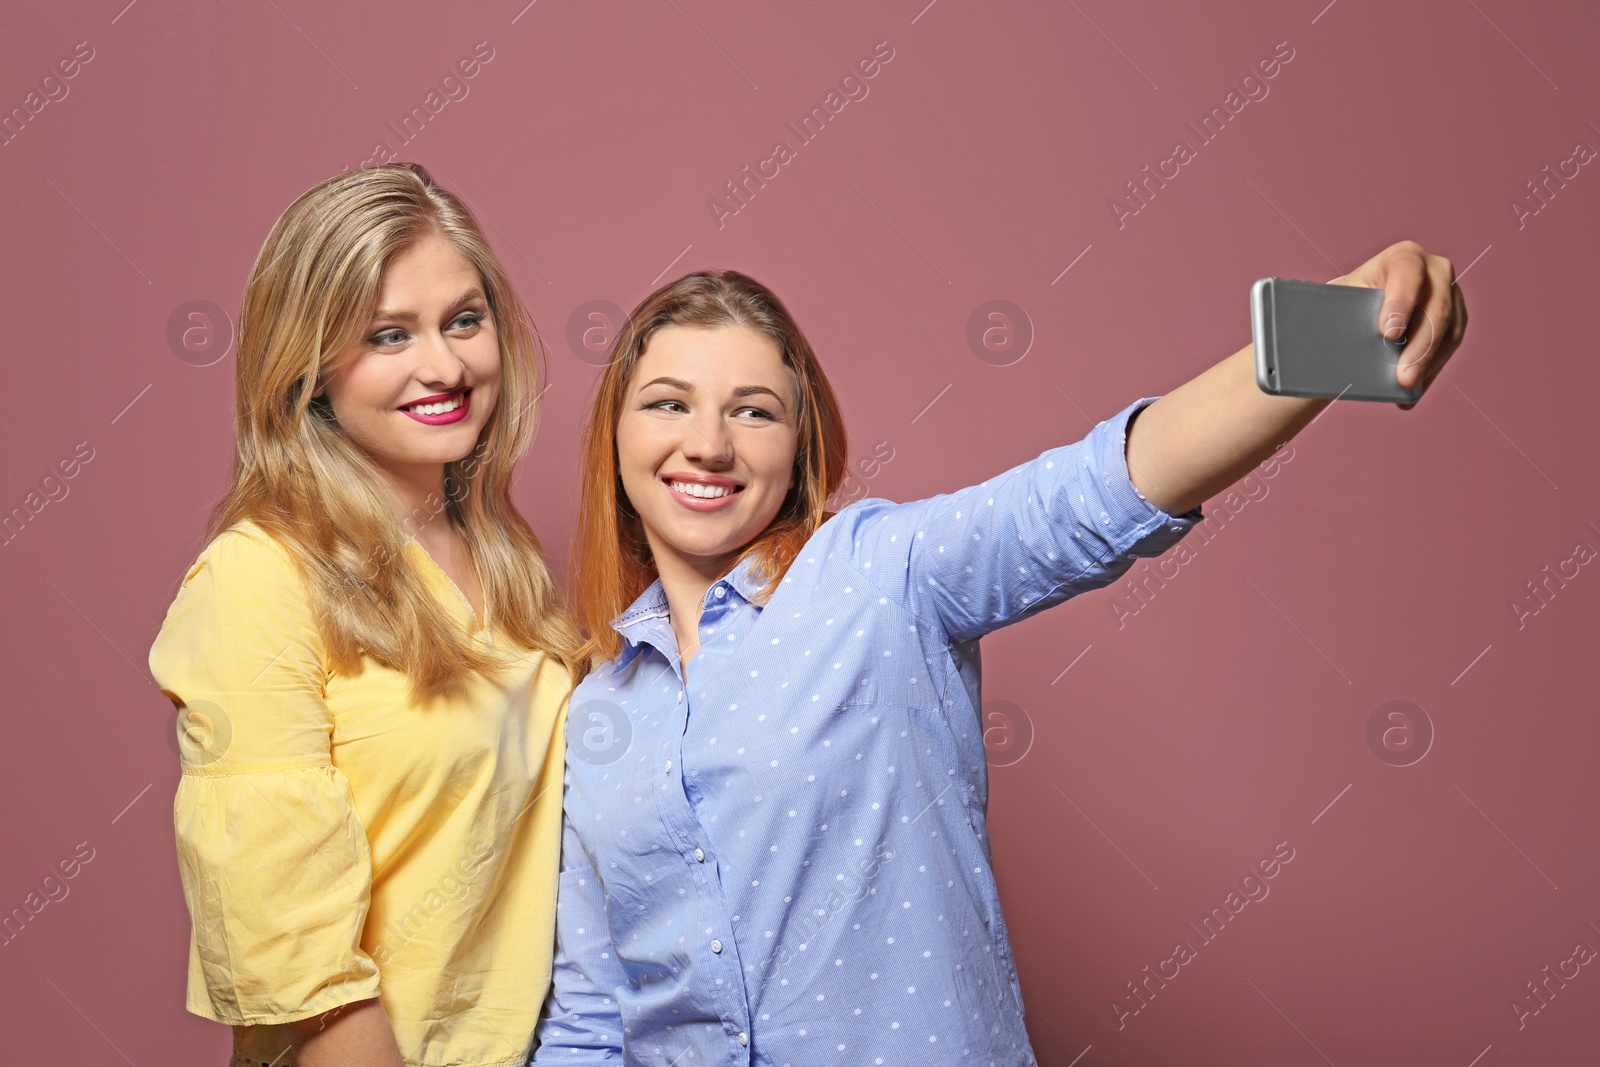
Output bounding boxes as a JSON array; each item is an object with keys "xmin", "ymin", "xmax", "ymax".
[
  {"xmin": 1394, "ymin": 248, "xmax": 1468, "ymax": 409},
  {"xmin": 1374, "ymin": 240, "xmax": 1427, "ymax": 340},
  {"xmin": 1403, "ymin": 252, "xmax": 1457, "ymax": 382},
  {"xmin": 1325, "ymin": 239, "xmax": 1470, "ymax": 411}
]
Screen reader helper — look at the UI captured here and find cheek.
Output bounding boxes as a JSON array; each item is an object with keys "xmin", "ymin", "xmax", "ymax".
[
  {"xmin": 615, "ymin": 419, "xmax": 668, "ymax": 483},
  {"xmin": 755, "ymin": 437, "xmax": 799, "ymax": 494},
  {"xmin": 467, "ymin": 334, "xmax": 502, "ymax": 385},
  {"xmin": 331, "ymin": 360, "xmax": 402, "ymax": 412}
]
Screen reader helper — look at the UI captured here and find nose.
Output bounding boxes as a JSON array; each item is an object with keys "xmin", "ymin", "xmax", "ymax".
[
  {"xmin": 680, "ymin": 407, "xmax": 733, "ymax": 467},
  {"xmin": 414, "ymin": 325, "xmax": 468, "ymax": 389}
]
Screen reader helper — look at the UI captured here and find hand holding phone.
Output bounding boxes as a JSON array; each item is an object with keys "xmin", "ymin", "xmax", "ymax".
[{"xmin": 1251, "ymin": 277, "xmax": 1426, "ymax": 404}]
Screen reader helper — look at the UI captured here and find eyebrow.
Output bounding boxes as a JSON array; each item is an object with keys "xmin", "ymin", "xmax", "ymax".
[
  {"xmin": 638, "ymin": 376, "xmax": 790, "ymax": 410},
  {"xmin": 369, "ymin": 288, "xmax": 485, "ymax": 324}
]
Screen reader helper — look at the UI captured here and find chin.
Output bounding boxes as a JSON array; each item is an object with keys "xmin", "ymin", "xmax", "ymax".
[
  {"xmin": 392, "ymin": 444, "xmax": 475, "ymax": 468},
  {"xmin": 655, "ymin": 528, "xmax": 747, "ymax": 562}
]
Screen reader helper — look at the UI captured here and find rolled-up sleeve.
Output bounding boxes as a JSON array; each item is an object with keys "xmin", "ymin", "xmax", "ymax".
[
  {"xmin": 840, "ymin": 395, "xmax": 1204, "ymax": 643},
  {"xmin": 150, "ymin": 529, "xmax": 380, "ymax": 1025},
  {"xmin": 531, "ymin": 800, "xmax": 627, "ymax": 1063}
]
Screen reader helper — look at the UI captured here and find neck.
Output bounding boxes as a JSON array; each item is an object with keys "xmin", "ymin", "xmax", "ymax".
[
  {"xmin": 648, "ymin": 539, "xmax": 743, "ymax": 666},
  {"xmin": 375, "ymin": 460, "xmax": 449, "ymax": 538}
]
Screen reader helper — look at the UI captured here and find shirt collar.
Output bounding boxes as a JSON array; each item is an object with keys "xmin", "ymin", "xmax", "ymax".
[{"xmin": 610, "ymin": 552, "xmax": 769, "ymax": 670}]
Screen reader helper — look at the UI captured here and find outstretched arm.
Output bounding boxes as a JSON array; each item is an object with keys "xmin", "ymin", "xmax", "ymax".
[{"xmin": 1126, "ymin": 240, "xmax": 1468, "ymax": 517}]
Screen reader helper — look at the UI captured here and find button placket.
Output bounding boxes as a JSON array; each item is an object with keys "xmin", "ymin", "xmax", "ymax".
[
  {"xmin": 661, "ymin": 681, "xmax": 722, "ymax": 906},
  {"xmin": 640, "ymin": 576, "xmax": 756, "ymax": 1056}
]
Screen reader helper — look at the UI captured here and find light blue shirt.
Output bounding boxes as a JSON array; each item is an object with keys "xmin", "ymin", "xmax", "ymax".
[{"xmin": 532, "ymin": 395, "xmax": 1204, "ymax": 1066}]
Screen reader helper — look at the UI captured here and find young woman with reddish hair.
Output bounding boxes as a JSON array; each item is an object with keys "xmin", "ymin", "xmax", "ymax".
[{"xmin": 531, "ymin": 245, "xmax": 1465, "ymax": 1064}]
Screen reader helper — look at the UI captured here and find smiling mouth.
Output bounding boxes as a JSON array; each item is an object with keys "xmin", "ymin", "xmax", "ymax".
[
  {"xmin": 400, "ymin": 387, "xmax": 470, "ymax": 414},
  {"xmin": 664, "ymin": 478, "xmax": 744, "ymax": 500}
]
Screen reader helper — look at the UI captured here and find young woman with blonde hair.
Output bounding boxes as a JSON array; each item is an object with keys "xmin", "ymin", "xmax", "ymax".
[
  {"xmin": 533, "ymin": 247, "xmax": 1465, "ymax": 1063},
  {"xmin": 150, "ymin": 163, "xmax": 582, "ymax": 1067}
]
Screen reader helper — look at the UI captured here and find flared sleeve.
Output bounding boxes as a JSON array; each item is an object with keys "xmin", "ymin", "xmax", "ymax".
[{"xmin": 149, "ymin": 527, "xmax": 381, "ymax": 1025}]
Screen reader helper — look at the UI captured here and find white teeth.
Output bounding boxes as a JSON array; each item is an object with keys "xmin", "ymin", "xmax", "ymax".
[
  {"xmin": 669, "ymin": 480, "xmax": 735, "ymax": 499},
  {"xmin": 406, "ymin": 393, "xmax": 464, "ymax": 416}
]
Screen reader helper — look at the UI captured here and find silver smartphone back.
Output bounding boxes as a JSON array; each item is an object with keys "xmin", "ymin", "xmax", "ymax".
[{"xmin": 1252, "ymin": 277, "xmax": 1423, "ymax": 404}]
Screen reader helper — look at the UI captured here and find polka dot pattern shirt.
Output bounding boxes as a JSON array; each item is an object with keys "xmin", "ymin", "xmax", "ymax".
[{"xmin": 532, "ymin": 396, "xmax": 1203, "ymax": 1066}]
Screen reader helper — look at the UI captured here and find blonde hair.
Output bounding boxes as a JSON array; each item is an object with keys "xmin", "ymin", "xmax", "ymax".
[
  {"xmin": 571, "ymin": 269, "xmax": 848, "ymax": 665},
  {"xmin": 207, "ymin": 162, "xmax": 583, "ymax": 698}
]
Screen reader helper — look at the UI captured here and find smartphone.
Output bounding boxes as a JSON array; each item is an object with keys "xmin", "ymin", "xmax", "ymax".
[{"xmin": 1251, "ymin": 277, "xmax": 1424, "ymax": 404}]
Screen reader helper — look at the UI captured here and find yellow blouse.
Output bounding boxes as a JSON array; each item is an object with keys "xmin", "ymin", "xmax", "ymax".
[{"xmin": 148, "ymin": 519, "xmax": 571, "ymax": 1067}]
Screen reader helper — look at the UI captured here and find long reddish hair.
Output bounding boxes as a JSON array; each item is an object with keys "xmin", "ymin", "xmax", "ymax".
[{"xmin": 571, "ymin": 270, "xmax": 848, "ymax": 667}]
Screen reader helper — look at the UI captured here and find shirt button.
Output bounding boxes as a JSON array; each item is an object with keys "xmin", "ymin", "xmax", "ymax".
[
  {"xmin": 710, "ymin": 939, "xmax": 723, "ymax": 953},
  {"xmin": 714, "ymin": 586, "xmax": 726, "ymax": 599},
  {"xmin": 694, "ymin": 848, "xmax": 705, "ymax": 862},
  {"xmin": 664, "ymin": 759, "xmax": 673, "ymax": 773},
  {"xmin": 737, "ymin": 1032, "xmax": 748, "ymax": 1046}
]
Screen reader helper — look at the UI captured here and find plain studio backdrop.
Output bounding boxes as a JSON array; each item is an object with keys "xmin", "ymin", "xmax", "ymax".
[{"xmin": 2, "ymin": 1, "xmax": 1597, "ymax": 1063}]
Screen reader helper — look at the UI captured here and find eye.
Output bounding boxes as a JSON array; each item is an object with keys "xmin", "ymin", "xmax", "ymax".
[
  {"xmin": 368, "ymin": 328, "xmax": 408, "ymax": 347},
  {"xmin": 450, "ymin": 311, "xmax": 487, "ymax": 332},
  {"xmin": 735, "ymin": 406, "xmax": 777, "ymax": 421},
  {"xmin": 645, "ymin": 399, "xmax": 687, "ymax": 413}
]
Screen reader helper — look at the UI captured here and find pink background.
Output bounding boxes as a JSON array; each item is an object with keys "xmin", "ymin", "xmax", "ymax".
[{"xmin": 3, "ymin": 0, "xmax": 1597, "ymax": 1063}]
